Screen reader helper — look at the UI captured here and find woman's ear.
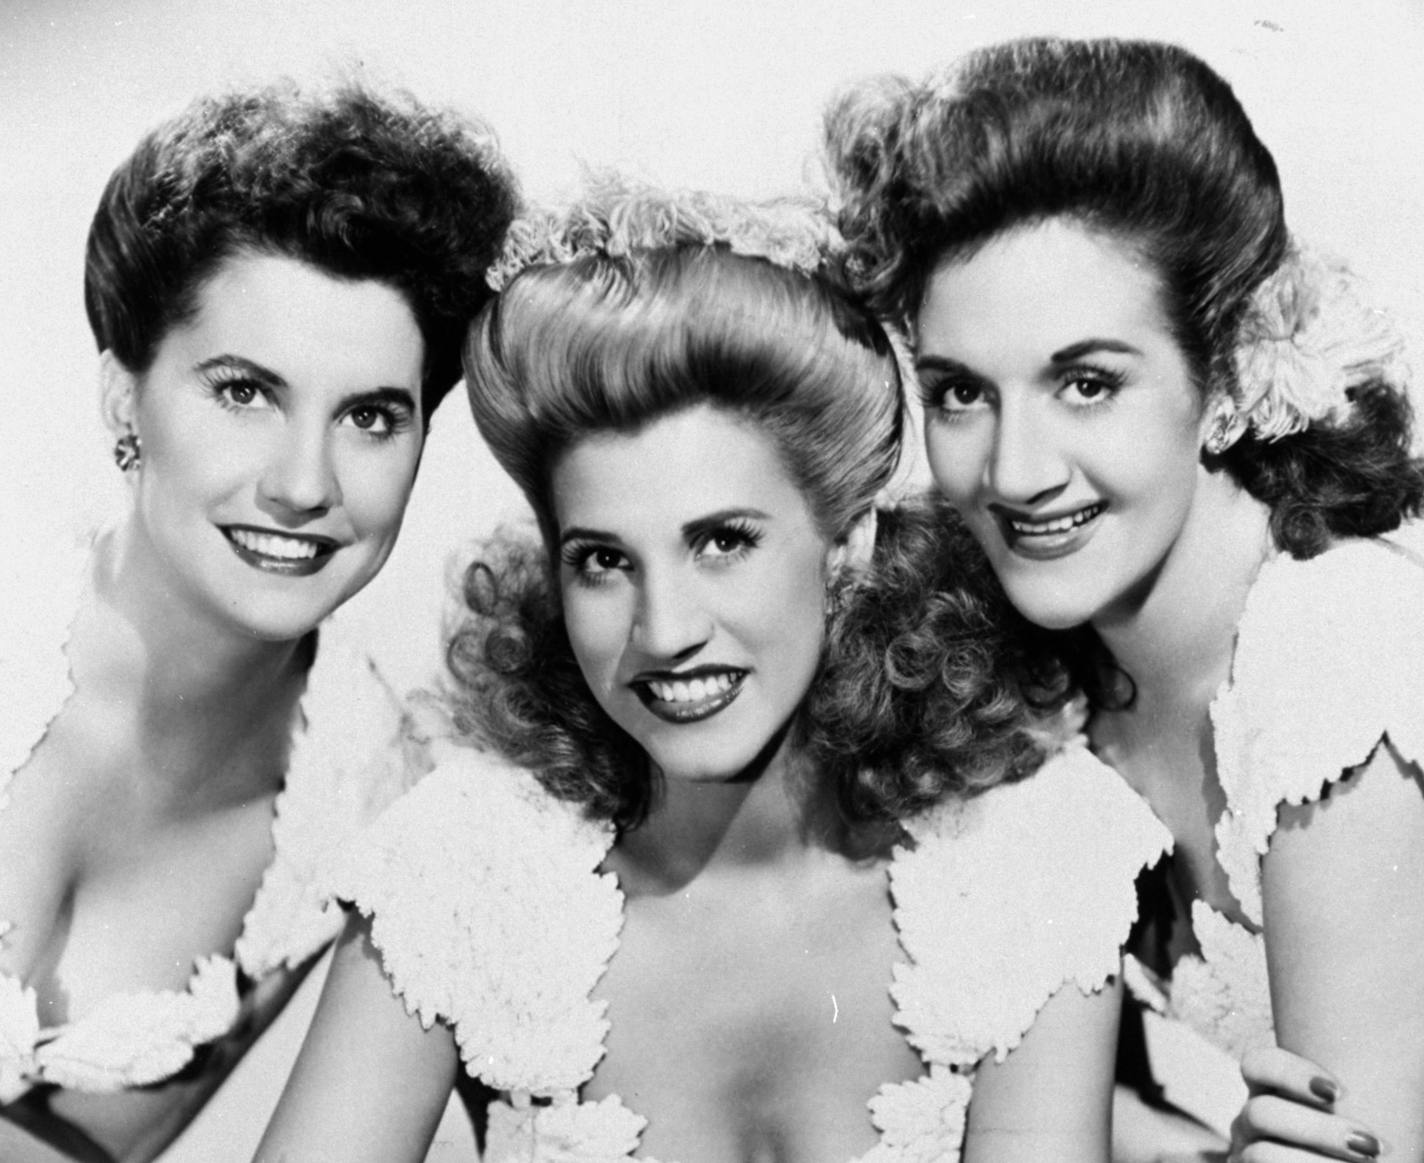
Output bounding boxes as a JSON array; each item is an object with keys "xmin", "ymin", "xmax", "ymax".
[
  {"xmin": 828, "ymin": 506, "xmax": 878, "ymax": 579},
  {"xmin": 99, "ymin": 350, "xmax": 139, "ymax": 437},
  {"xmin": 1200, "ymin": 392, "xmax": 1247, "ymax": 457}
]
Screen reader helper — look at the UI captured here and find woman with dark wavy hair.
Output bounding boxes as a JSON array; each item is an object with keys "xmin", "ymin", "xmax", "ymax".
[
  {"xmin": 0, "ymin": 82, "xmax": 517, "ymax": 1161},
  {"xmin": 256, "ymin": 183, "xmax": 1168, "ymax": 1162},
  {"xmin": 826, "ymin": 36, "xmax": 1424, "ymax": 1161}
]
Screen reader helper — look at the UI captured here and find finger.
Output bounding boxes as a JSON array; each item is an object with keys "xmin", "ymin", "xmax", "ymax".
[
  {"xmin": 1235, "ymin": 1145, "xmax": 1370, "ymax": 1163},
  {"xmin": 1240, "ymin": 1045, "xmax": 1341, "ymax": 1107},
  {"xmin": 1236, "ymin": 1094, "xmax": 1381, "ymax": 1162}
]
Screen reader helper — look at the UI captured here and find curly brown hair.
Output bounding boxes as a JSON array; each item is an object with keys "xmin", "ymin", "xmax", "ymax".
[{"xmin": 445, "ymin": 496, "xmax": 1061, "ymax": 830}]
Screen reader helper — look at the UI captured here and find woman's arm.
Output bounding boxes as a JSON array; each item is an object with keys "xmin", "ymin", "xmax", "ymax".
[
  {"xmin": 254, "ymin": 914, "xmax": 460, "ymax": 1163},
  {"xmin": 1260, "ymin": 740, "xmax": 1424, "ymax": 1159},
  {"xmin": 963, "ymin": 976, "xmax": 1121, "ymax": 1163}
]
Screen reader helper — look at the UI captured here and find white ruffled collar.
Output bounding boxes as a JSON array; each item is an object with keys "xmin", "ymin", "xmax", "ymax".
[
  {"xmin": 0, "ymin": 531, "xmax": 407, "ymax": 1099},
  {"xmin": 338, "ymin": 724, "xmax": 1159, "ymax": 1163},
  {"xmin": 466, "ymin": 787, "xmax": 982, "ymax": 1163},
  {"xmin": 1130, "ymin": 534, "xmax": 1424, "ymax": 1067},
  {"xmin": 1210, "ymin": 536, "xmax": 1424, "ymax": 923}
]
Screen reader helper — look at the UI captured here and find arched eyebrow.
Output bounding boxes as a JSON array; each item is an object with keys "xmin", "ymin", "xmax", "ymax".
[
  {"xmin": 559, "ymin": 525, "xmax": 619, "ymax": 548},
  {"xmin": 194, "ymin": 354, "xmax": 418, "ymax": 414},
  {"xmin": 681, "ymin": 508, "xmax": 770, "ymax": 541},
  {"xmin": 558, "ymin": 508, "xmax": 772, "ymax": 551},
  {"xmin": 194, "ymin": 353, "xmax": 286, "ymax": 389},
  {"xmin": 1049, "ymin": 338, "xmax": 1143, "ymax": 363},
  {"xmin": 345, "ymin": 386, "xmax": 420, "ymax": 415},
  {"xmin": 913, "ymin": 353, "xmax": 976, "ymax": 377}
]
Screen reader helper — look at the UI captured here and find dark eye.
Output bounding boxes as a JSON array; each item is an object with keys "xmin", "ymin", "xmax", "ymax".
[
  {"xmin": 696, "ymin": 523, "xmax": 761, "ymax": 563},
  {"xmin": 562, "ymin": 543, "xmax": 629, "ymax": 584},
  {"xmin": 1060, "ymin": 367, "xmax": 1125, "ymax": 408},
  {"xmin": 218, "ymin": 380, "xmax": 265, "ymax": 407},
  {"xmin": 927, "ymin": 379, "xmax": 989, "ymax": 414},
  {"xmin": 348, "ymin": 405, "xmax": 390, "ymax": 433},
  {"xmin": 703, "ymin": 532, "xmax": 744, "ymax": 557}
]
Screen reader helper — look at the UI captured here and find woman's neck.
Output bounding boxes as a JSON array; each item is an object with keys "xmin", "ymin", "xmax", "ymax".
[
  {"xmin": 1093, "ymin": 470, "xmax": 1273, "ymax": 711},
  {"xmin": 79, "ymin": 518, "xmax": 311, "ymax": 802},
  {"xmin": 614, "ymin": 729, "xmax": 875, "ymax": 896},
  {"xmin": 98, "ymin": 516, "xmax": 309, "ymax": 704}
]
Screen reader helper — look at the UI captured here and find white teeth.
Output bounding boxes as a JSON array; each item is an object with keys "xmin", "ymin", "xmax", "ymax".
[
  {"xmin": 1009, "ymin": 505, "xmax": 1103, "ymax": 536},
  {"xmin": 647, "ymin": 672, "xmax": 737, "ymax": 703},
  {"xmin": 230, "ymin": 529, "xmax": 322, "ymax": 560}
]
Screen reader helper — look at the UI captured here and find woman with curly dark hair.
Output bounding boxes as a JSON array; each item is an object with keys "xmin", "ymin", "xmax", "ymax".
[
  {"xmin": 0, "ymin": 82, "xmax": 517, "ymax": 1160},
  {"xmin": 826, "ymin": 35, "xmax": 1424, "ymax": 1161},
  {"xmin": 257, "ymin": 182, "xmax": 1168, "ymax": 1163}
]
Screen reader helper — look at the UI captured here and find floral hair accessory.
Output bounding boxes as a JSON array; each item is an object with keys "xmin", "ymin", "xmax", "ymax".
[
  {"xmin": 1233, "ymin": 241, "xmax": 1409, "ymax": 441},
  {"xmin": 485, "ymin": 175, "xmax": 842, "ymax": 291}
]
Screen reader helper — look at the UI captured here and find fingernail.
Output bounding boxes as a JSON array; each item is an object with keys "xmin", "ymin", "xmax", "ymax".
[
  {"xmin": 1346, "ymin": 1130, "xmax": 1381, "ymax": 1159},
  {"xmin": 1309, "ymin": 1074, "xmax": 1339, "ymax": 1103}
]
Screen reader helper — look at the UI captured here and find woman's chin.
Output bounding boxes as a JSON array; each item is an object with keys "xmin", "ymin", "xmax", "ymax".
[{"xmin": 1003, "ymin": 593, "xmax": 1096, "ymax": 633}]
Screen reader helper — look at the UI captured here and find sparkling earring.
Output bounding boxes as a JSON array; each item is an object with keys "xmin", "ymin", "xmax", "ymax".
[{"xmin": 113, "ymin": 431, "xmax": 141, "ymax": 471}]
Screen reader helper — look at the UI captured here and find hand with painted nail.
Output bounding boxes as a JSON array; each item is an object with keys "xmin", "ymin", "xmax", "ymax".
[{"xmin": 1228, "ymin": 1047, "xmax": 1381, "ymax": 1162}]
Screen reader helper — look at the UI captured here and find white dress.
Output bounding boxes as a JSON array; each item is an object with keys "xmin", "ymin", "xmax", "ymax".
[
  {"xmin": 331, "ymin": 730, "xmax": 1171, "ymax": 1163},
  {"xmin": 1127, "ymin": 533, "xmax": 1424, "ymax": 1060},
  {"xmin": 0, "ymin": 531, "xmax": 415, "ymax": 1102}
]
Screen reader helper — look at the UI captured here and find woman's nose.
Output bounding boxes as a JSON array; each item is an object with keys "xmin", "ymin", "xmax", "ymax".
[
  {"xmin": 631, "ymin": 569, "xmax": 713, "ymax": 659},
  {"xmin": 986, "ymin": 399, "xmax": 1070, "ymax": 504},
  {"xmin": 259, "ymin": 424, "xmax": 341, "ymax": 515}
]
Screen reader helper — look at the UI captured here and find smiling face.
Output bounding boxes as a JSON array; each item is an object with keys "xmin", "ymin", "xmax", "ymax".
[
  {"xmin": 107, "ymin": 250, "xmax": 426, "ymax": 642},
  {"xmin": 915, "ymin": 219, "xmax": 1213, "ymax": 631},
  {"xmin": 551, "ymin": 405, "xmax": 842, "ymax": 784}
]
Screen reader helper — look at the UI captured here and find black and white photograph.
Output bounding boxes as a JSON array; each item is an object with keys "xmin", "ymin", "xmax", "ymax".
[{"xmin": 2, "ymin": 2, "xmax": 1423, "ymax": 1160}]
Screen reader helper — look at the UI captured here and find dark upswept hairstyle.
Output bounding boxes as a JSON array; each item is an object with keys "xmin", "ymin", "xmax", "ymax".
[
  {"xmin": 825, "ymin": 36, "xmax": 1424, "ymax": 559},
  {"xmin": 447, "ymin": 185, "xmax": 1055, "ymax": 828},
  {"xmin": 85, "ymin": 80, "xmax": 520, "ymax": 415}
]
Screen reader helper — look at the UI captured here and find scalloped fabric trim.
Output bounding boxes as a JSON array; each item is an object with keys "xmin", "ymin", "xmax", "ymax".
[
  {"xmin": 342, "ymin": 737, "xmax": 1166, "ymax": 1161},
  {"xmin": 328, "ymin": 742, "xmax": 623, "ymax": 1097},
  {"xmin": 1211, "ymin": 536, "xmax": 1424, "ymax": 925},
  {"xmin": 0, "ymin": 561, "xmax": 409, "ymax": 1099},
  {"xmin": 1168, "ymin": 902, "xmax": 1273, "ymax": 1061},
  {"xmin": 890, "ymin": 741, "xmax": 1171, "ymax": 1069}
]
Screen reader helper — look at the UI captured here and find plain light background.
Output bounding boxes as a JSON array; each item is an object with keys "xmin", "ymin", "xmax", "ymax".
[{"xmin": 2, "ymin": 1, "xmax": 1421, "ymax": 1158}]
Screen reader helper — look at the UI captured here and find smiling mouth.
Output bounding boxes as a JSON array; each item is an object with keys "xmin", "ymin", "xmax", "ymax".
[
  {"xmin": 1004, "ymin": 503, "xmax": 1107, "ymax": 537},
  {"xmin": 994, "ymin": 502, "xmax": 1107, "ymax": 559},
  {"xmin": 633, "ymin": 668, "xmax": 747, "ymax": 724},
  {"xmin": 223, "ymin": 526, "xmax": 338, "ymax": 576}
]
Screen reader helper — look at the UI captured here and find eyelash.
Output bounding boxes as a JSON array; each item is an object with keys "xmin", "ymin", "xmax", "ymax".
[
  {"xmin": 205, "ymin": 372, "xmax": 270, "ymax": 413},
  {"xmin": 344, "ymin": 401, "xmax": 414, "ymax": 441},
  {"xmin": 694, "ymin": 520, "xmax": 763, "ymax": 564},
  {"xmin": 560, "ymin": 521, "xmax": 765, "ymax": 589},
  {"xmin": 1058, "ymin": 364, "xmax": 1126, "ymax": 408},
  {"xmin": 922, "ymin": 364, "xmax": 1127, "ymax": 422},
  {"xmin": 921, "ymin": 378, "xmax": 988, "ymax": 425},
  {"xmin": 203, "ymin": 374, "xmax": 414, "ymax": 441},
  {"xmin": 561, "ymin": 543, "xmax": 628, "ymax": 589}
]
